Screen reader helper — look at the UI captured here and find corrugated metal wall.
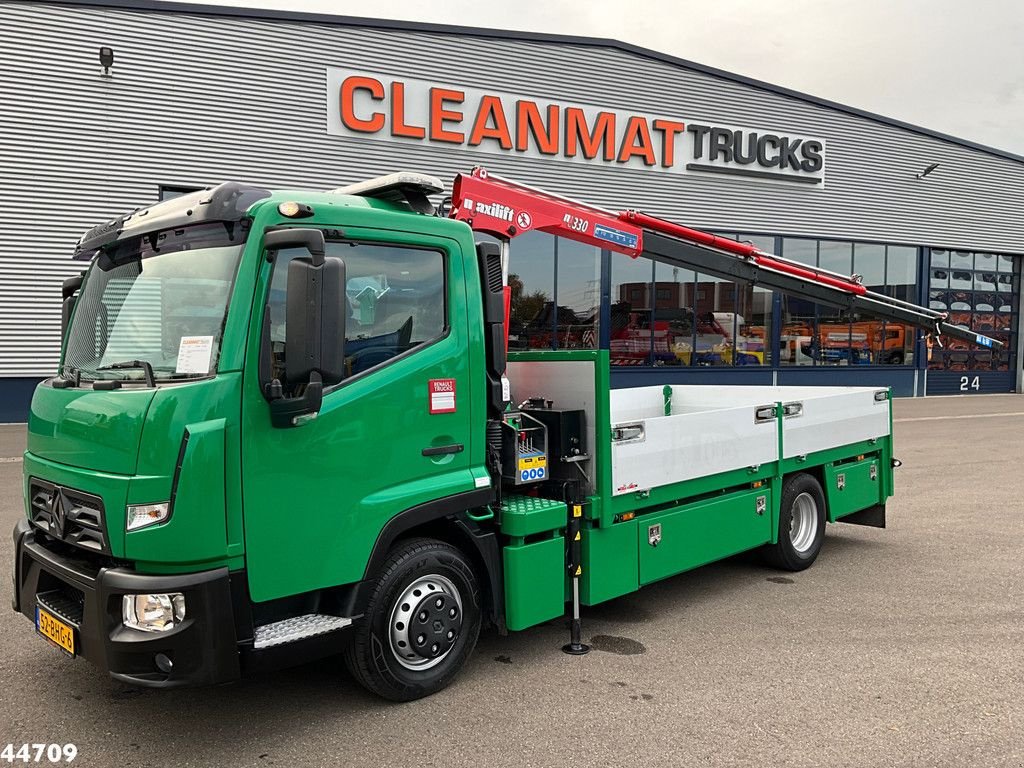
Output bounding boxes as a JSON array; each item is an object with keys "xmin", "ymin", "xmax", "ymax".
[{"xmin": 1, "ymin": 1, "xmax": 1023, "ymax": 377}]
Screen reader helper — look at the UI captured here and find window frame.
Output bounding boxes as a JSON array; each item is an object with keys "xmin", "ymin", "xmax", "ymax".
[{"xmin": 260, "ymin": 232, "xmax": 451, "ymax": 397}]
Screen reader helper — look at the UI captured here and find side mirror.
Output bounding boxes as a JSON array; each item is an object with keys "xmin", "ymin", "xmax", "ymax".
[
  {"xmin": 264, "ymin": 228, "xmax": 347, "ymax": 428},
  {"xmin": 61, "ymin": 273, "xmax": 84, "ymax": 339},
  {"xmin": 283, "ymin": 255, "xmax": 346, "ymax": 386}
]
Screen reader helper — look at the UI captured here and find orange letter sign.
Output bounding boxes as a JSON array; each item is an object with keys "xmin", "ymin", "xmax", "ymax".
[
  {"xmin": 340, "ymin": 76, "xmax": 385, "ymax": 133},
  {"xmin": 430, "ymin": 88, "xmax": 466, "ymax": 144}
]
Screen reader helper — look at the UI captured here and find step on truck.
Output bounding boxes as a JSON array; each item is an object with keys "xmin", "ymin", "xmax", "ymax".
[{"xmin": 12, "ymin": 168, "xmax": 1000, "ymax": 700}]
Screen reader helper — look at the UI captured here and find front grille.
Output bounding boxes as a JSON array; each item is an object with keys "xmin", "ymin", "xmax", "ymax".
[{"xmin": 29, "ymin": 479, "xmax": 110, "ymax": 554}]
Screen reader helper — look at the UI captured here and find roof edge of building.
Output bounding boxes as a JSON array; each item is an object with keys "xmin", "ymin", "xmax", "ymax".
[{"xmin": 31, "ymin": 0, "xmax": 1024, "ymax": 166}]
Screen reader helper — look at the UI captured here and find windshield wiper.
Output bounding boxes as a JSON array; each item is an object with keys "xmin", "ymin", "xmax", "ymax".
[
  {"xmin": 96, "ymin": 360, "xmax": 156, "ymax": 387},
  {"xmin": 162, "ymin": 372, "xmax": 208, "ymax": 379}
]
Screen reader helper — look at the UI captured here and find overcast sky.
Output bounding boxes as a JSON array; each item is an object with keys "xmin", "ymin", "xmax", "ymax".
[{"xmin": 181, "ymin": 0, "xmax": 1024, "ymax": 156}]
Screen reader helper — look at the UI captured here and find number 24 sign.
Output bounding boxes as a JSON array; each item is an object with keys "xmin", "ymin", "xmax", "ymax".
[{"xmin": 960, "ymin": 375, "xmax": 981, "ymax": 392}]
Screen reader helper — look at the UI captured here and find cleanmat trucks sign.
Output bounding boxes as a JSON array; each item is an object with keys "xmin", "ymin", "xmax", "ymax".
[{"xmin": 327, "ymin": 69, "xmax": 827, "ymax": 185}]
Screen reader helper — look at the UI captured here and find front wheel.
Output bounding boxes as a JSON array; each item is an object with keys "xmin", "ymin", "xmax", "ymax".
[
  {"xmin": 344, "ymin": 537, "xmax": 482, "ymax": 701},
  {"xmin": 762, "ymin": 473, "xmax": 827, "ymax": 571}
]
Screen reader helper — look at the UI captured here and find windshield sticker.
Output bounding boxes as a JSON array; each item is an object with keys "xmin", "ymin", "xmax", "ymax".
[{"xmin": 176, "ymin": 335, "xmax": 214, "ymax": 374}]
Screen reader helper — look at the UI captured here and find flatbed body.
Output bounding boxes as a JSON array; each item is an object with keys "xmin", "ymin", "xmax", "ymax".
[{"xmin": 500, "ymin": 350, "xmax": 892, "ymax": 629}]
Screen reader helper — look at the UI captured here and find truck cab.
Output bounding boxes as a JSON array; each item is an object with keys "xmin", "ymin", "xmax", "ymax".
[{"xmin": 13, "ymin": 180, "xmax": 498, "ymax": 697}]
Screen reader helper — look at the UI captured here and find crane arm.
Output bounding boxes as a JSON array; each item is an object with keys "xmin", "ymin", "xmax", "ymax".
[{"xmin": 449, "ymin": 167, "xmax": 1001, "ymax": 351}]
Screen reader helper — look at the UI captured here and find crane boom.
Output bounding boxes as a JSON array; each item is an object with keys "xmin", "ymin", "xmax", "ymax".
[{"xmin": 449, "ymin": 167, "xmax": 1001, "ymax": 351}]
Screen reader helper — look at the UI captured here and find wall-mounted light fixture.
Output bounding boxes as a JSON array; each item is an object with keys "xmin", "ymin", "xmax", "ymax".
[
  {"xmin": 915, "ymin": 163, "xmax": 940, "ymax": 180},
  {"xmin": 99, "ymin": 46, "xmax": 114, "ymax": 77}
]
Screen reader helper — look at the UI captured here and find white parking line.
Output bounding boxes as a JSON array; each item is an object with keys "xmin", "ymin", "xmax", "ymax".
[
  {"xmin": 0, "ymin": 457, "xmax": 23, "ymax": 463},
  {"xmin": 895, "ymin": 411, "xmax": 1024, "ymax": 423}
]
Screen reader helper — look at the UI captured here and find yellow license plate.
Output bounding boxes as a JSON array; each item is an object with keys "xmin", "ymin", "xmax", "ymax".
[{"xmin": 36, "ymin": 606, "xmax": 75, "ymax": 656}]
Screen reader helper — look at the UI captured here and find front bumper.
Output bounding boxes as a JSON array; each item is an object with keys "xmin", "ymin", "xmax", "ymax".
[{"xmin": 13, "ymin": 520, "xmax": 240, "ymax": 687}]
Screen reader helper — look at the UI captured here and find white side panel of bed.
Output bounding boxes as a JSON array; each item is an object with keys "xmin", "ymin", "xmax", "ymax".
[
  {"xmin": 610, "ymin": 404, "xmax": 778, "ymax": 496},
  {"xmin": 781, "ymin": 389, "xmax": 890, "ymax": 458},
  {"xmin": 608, "ymin": 384, "xmax": 890, "ymax": 496}
]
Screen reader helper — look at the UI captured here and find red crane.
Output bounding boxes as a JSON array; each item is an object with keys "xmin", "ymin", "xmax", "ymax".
[{"xmin": 448, "ymin": 166, "xmax": 1000, "ymax": 351}]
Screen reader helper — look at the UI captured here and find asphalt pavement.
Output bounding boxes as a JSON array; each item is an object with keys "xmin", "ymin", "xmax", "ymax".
[{"xmin": 0, "ymin": 394, "xmax": 1022, "ymax": 767}]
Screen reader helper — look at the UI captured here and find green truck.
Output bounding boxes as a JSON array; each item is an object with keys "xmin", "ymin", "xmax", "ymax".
[{"xmin": 12, "ymin": 170, "xmax": 995, "ymax": 700}]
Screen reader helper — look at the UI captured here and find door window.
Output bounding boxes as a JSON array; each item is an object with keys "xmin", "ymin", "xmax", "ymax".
[{"xmin": 267, "ymin": 240, "xmax": 446, "ymax": 382}]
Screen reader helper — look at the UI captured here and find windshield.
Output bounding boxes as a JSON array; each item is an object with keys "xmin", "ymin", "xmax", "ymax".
[{"xmin": 63, "ymin": 223, "xmax": 244, "ymax": 383}]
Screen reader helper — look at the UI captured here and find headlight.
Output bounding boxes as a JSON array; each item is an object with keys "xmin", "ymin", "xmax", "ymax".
[
  {"xmin": 126, "ymin": 502, "xmax": 170, "ymax": 531},
  {"xmin": 122, "ymin": 593, "xmax": 186, "ymax": 632}
]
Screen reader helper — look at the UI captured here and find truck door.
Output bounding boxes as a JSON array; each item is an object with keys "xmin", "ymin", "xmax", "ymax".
[{"xmin": 240, "ymin": 229, "xmax": 480, "ymax": 603}]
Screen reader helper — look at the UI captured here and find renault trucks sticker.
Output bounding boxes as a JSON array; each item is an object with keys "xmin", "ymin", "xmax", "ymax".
[{"xmin": 428, "ymin": 379, "xmax": 457, "ymax": 414}]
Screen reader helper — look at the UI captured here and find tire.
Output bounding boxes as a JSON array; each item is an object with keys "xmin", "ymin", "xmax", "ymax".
[
  {"xmin": 344, "ymin": 537, "xmax": 482, "ymax": 701},
  {"xmin": 762, "ymin": 473, "xmax": 827, "ymax": 571},
  {"xmin": 889, "ymin": 352, "xmax": 904, "ymax": 366}
]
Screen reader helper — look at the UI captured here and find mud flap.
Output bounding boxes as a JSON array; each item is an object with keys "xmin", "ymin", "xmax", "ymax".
[{"xmin": 837, "ymin": 503, "xmax": 886, "ymax": 529}]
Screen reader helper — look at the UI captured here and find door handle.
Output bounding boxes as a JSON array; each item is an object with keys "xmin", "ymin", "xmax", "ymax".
[{"xmin": 422, "ymin": 443, "xmax": 464, "ymax": 457}]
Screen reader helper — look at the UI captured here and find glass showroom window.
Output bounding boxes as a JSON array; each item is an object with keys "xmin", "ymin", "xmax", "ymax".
[
  {"xmin": 928, "ymin": 250, "xmax": 1019, "ymax": 372},
  {"xmin": 995, "ymin": 255, "xmax": 1020, "ymax": 373},
  {"xmin": 857, "ymin": 243, "xmax": 918, "ymax": 365},
  {"xmin": 652, "ymin": 260, "xmax": 704, "ymax": 366},
  {"xmin": 507, "ymin": 231, "xmax": 599, "ymax": 351},
  {"xmin": 779, "ymin": 238, "xmax": 817, "ymax": 366},
  {"xmin": 780, "ymin": 239, "xmax": 864, "ymax": 366},
  {"xmin": 779, "ymin": 295, "xmax": 864, "ymax": 368},
  {"xmin": 693, "ymin": 232, "xmax": 775, "ymax": 367},
  {"xmin": 780, "ymin": 238, "xmax": 919, "ymax": 366},
  {"xmin": 507, "ymin": 231, "xmax": 553, "ymax": 350},
  {"xmin": 556, "ymin": 238, "xmax": 601, "ymax": 349},
  {"xmin": 611, "ymin": 233, "xmax": 773, "ymax": 368},
  {"xmin": 734, "ymin": 283, "xmax": 774, "ymax": 366},
  {"xmin": 610, "ymin": 253, "xmax": 655, "ymax": 365},
  {"xmin": 681, "ymin": 272, "xmax": 772, "ymax": 367},
  {"xmin": 708, "ymin": 231, "xmax": 770, "ymax": 366}
]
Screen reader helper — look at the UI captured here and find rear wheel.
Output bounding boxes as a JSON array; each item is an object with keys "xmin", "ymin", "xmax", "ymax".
[
  {"xmin": 763, "ymin": 473, "xmax": 827, "ymax": 571},
  {"xmin": 344, "ymin": 537, "xmax": 481, "ymax": 701}
]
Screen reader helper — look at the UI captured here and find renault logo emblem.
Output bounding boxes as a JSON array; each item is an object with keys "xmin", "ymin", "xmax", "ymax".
[{"xmin": 50, "ymin": 489, "xmax": 68, "ymax": 540}]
